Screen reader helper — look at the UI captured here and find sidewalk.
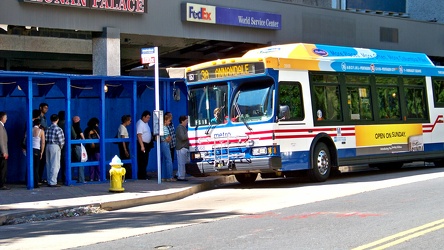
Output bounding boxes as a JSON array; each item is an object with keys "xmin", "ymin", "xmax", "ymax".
[{"xmin": 0, "ymin": 175, "xmax": 236, "ymax": 225}]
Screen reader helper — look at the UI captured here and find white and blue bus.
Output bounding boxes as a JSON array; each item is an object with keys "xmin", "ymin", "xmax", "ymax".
[{"xmin": 184, "ymin": 43, "xmax": 444, "ymax": 184}]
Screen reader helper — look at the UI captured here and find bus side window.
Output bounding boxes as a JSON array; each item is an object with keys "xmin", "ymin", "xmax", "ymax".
[
  {"xmin": 404, "ymin": 77, "xmax": 427, "ymax": 119},
  {"xmin": 375, "ymin": 76, "xmax": 400, "ymax": 120},
  {"xmin": 278, "ymin": 81, "xmax": 304, "ymax": 121},
  {"xmin": 313, "ymin": 85, "xmax": 341, "ymax": 121},
  {"xmin": 347, "ymin": 86, "xmax": 373, "ymax": 121},
  {"xmin": 432, "ymin": 78, "xmax": 444, "ymax": 107}
]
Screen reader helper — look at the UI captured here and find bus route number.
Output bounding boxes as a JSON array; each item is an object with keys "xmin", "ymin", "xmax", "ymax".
[{"xmin": 200, "ymin": 70, "xmax": 210, "ymax": 80}]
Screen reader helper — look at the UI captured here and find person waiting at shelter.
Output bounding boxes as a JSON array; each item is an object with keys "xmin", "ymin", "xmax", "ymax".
[
  {"xmin": 45, "ymin": 114, "xmax": 64, "ymax": 187},
  {"xmin": 21, "ymin": 109, "xmax": 41, "ymax": 154},
  {"xmin": 72, "ymin": 116, "xmax": 85, "ymax": 183},
  {"xmin": 57, "ymin": 110, "xmax": 71, "ymax": 183},
  {"xmin": 38, "ymin": 103, "xmax": 49, "ymax": 184},
  {"xmin": 39, "ymin": 103, "xmax": 49, "ymax": 130},
  {"xmin": 175, "ymin": 115, "xmax": 190, "ymax": 181},
  {"xmin": 0, "ymin": 111, "xmax": 9, "ymax": 190},
  {"xmin": 117, "ymin": 114, "xmax": 132, "ymax": 179},
  {"xmin": 32, "ymin": 118, "xmax": 45, "ymax": 188},
  {"xmin": 84, "ymin": 117, "xmax": 101, "ymax": 182},
  {"xmin": 136, "ymin": 111, "xmax": 153, "ymax": 180},
  {"xmin": 160, "ymin": 113, "xmax": 175, "ymax": 182},
  {"xmin": 165, "ymin": 112, "xmax": 176, "ymax": 166}
]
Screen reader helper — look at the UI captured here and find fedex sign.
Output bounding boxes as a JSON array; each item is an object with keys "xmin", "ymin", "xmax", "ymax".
[
  {"xmin": 189, "ymin": 6, "xmax": 212, "ymax": 20},
  {"xmin": 182, "ymin": 3, "xmax": 216, "ymax": 24}
]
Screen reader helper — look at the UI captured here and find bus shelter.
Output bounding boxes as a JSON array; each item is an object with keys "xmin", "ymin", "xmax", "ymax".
[{"xmin": 0, "ymin": 71, "xmax": 186, "ymax": 189}]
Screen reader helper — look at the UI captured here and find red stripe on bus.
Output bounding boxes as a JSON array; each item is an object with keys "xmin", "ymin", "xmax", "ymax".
[
  {"xmin": 423, "ymin": 115, "xmax": 443, "ymax": 133},
  {"xmin": 190, "ymin": 116, "xmax": 443, "ymax": 143}
]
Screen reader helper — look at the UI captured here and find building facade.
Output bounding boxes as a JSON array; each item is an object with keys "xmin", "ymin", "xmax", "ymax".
[{"xmin": 1, "ymin": 0, "xmax": 444, "ymax": 74}]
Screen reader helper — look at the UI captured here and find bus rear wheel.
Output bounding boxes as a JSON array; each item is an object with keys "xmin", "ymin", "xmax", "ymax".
[
  {"xmin": 235, "ymin": 173, "xmax": 258, "ymax": 184},
  {"xmin": 308, "ymin": 142, "xmax": 331, "ymax": 182}
]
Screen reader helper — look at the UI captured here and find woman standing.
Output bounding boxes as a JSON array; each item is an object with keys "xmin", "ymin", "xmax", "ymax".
[
  {"xmin": 84, "ymin": 117, "xmax": 100, "ymax": 181},
  {"xmin": 118, "ymin": 115, "xmax": 132, "ymax": 178},
  {"xmin": 32, "ymin": 118, "xmax": 45, "ymax": 188},
  {"xmin": 160, "ymin": 113, "xmax": 175, "ymax": 182}
]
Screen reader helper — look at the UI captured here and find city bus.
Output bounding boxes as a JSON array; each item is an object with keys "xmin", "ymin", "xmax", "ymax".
[{"xmin": 184, "ymin": 43, "xmax": 444, "ymax": 184}]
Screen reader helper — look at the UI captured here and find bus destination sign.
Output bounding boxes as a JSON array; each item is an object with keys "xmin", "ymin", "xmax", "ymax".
[{"xmin": 187, "ymin": 62, "xmax": 265, "ymax": 82}]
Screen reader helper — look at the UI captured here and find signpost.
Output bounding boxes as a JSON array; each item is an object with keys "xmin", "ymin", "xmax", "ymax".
[{"xmin": 141, "ymin": 47, "xmax": 162, "ymax": 183}]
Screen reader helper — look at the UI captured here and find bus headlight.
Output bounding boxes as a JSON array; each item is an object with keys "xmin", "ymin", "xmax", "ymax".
[
  {"xmin": 191, "ymin": 152, "xmax": 202, "ymax": 160},
  {"xmin": 252, "ymin": 147, "xmax": 267, "ymax": 156}
]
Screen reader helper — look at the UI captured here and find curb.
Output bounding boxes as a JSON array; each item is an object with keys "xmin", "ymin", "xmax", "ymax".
[
  {"xmin": 100, "ymin": 175, "xmax": 236, "ymax": 210},
  {"xmin": 0, "ymin": 176, "xmax": 237, "ymax": 225}
]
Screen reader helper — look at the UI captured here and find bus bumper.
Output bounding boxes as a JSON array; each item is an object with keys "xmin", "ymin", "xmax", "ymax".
[{"xmin": 186, "ymin": 157, "xmax": 282, "ymax": 177}]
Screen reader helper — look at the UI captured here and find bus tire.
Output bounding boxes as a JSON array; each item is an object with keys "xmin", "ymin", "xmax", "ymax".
[
  {"xmin": 235, "ymin": 173, "xmax": 258, "ymax": 184},
  {"xmin": 308, "ymin": 142, "xmax": 331, "ymax": 182}
]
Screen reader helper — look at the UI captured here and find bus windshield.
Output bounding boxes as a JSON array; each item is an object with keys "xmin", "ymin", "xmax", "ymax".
[
  {"xmin": 188, "ymin": 83, "xmax": 228, "ymax": 127},
  {"xmin": 231, "ymin": 79, "xmax": 274, "ymax": 123}
]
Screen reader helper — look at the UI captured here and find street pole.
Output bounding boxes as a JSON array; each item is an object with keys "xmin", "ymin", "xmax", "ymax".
[{"xmin": 153, "ymin": 47, "xmax": 161, "ymax": 184}]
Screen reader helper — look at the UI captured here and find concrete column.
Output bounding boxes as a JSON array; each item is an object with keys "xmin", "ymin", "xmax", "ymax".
[{"xmin": 92, "ymin": 27, "xmax": 121, "ymax": 76}]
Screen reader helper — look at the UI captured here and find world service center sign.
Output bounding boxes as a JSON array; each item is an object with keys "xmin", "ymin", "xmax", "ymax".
[{"xmin": 181, "ymin": 2, "xmax": 281, "ymax": 30}]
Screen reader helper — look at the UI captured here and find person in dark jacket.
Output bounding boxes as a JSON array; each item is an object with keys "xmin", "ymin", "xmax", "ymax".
[
  {"xmin": 0, "ymin": 111, "xmax": 9, "ymax": 190},
  {"xmin": 84, "ymin": 117, "xmax": 100, "ymax": 181}
]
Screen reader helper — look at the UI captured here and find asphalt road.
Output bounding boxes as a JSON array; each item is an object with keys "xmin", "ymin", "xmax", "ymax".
[{"xmin": 1, "ymin": 165, "xmax": 444, "ymax": 250}]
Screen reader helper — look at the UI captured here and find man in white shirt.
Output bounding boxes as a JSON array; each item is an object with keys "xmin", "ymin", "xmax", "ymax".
[{"xmin": 136, "ymin": 110, "xmax": 152, "ymax": 179}]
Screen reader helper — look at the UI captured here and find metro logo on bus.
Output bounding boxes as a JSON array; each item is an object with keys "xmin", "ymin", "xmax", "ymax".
[{"xmin": 184, "ymin": 3, "xmax": 216, "ymax": 24}]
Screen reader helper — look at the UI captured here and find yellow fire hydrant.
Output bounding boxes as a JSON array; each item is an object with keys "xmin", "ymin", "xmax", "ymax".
[{"xmin": 109, "ymin": 155, "xmax": 126, "ymax": 192}]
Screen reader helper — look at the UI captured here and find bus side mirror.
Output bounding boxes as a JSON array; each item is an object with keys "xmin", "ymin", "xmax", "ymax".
[{"xmin": 279, "ymin": 105, "xmax": 290, "ymax": 120}]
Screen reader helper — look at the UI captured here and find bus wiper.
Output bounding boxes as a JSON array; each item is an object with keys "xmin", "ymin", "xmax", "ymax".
[
  {"xmin": 205, "ymin": 124, "xmax": 214, "ymax": 135},
  {"xmin": 240, "ymin": 117, "xmax": 252, "ymax": 131},
  {"xmin": 234, "ymin": 102, "xmax": 252, "ymax": 131}
]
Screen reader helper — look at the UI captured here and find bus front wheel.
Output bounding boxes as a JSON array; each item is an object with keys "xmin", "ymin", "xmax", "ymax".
[
  {"xmin": 308, "ymin": 142, "xmax": 331, "ymax": 182},
  {"xmin": 235, "ymin": 173, "xmax": 258, "ymax": 184}
]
